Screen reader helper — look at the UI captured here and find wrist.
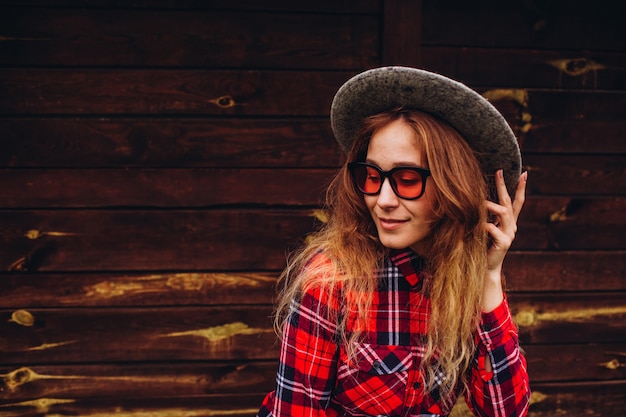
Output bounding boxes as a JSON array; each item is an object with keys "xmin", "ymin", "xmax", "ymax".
[{"xmin": 482, "ymin": 271, "xmax": 504, "ymax": 313}]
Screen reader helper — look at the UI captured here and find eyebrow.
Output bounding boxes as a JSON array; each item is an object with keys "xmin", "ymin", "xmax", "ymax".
[{"xmin": 364, "ymin": 159, "xmax": 428, "ymax": 169}]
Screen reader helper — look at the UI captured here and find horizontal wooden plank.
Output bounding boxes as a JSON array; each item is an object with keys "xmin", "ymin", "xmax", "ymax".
[
  {"xmin": 0, "ymin": 272, "xmax": 278, "ymax": 307},
  {"xmin": 517, "ymin": 197, "xmax": 626, "ymax": 250},
  {"xmin": 503, "ymin": 251, "xmax": 626, "ymax": 292},
  {"xmin": 1, "ymin": 117, "xmax": 623, "ymax": 170},
  {"xmin": 0, "ymin": 118, "xmax": 342, "ymax": 168},
  {"xmin": 0, "ymin": 344, "xmax": 623, "ymax": 389},
  {"xmin": 0, "ymin": 251, "xmax": 622, "ymax": 309},
  {"xmin": 2, "ymin": 381, "xmax": 625, "ymax": 417},
  {"xmin": 0, "ymin": 209, "xmax": 320, "ymax": 272},
  {"xmin": 0, "ymin": 350, "xmax": 623, "ymax": 415},
  {"xmin": 0, "ymin": 363, "xmax": 276, "ymax": 402},
  {"xmin": 527, "ymin": 380, "xmax": 626, "ymax": 417},
  {"xmin": 457, "ymin": 380, "xmax": 626, "ymax": 417},
  {"xmin": 509, "ymin": 292, "xmax": 626, "ymax": 345},
  {"xmin": 0, "ymin": 9, "xmax": 379, "ymax": 69},
  {"xmin": 0, "ymin": 168, "xmax": 335, "ymax": 208},
  {"xmin": 421, "ymin": 0, "xmax": 626, "ymax": 51},
  {"xmin": 523, "ymin": 154, "xmax": 626, "ymax": 196},
  {"xmin": 0, "ymin": 306, "xmax": 277, "ymax": 364},
  {"xmin": 0, "ymin": 70, "xmax": 352, "ymax": 116},
  {"xmin": 0, "ymin": 395, "xmax": 268, "ymax": 417},
  {"xmin": 1, "ymin": 156, "xmax": 623, "ymax": 209},
  {"xmin": 0, "ymin": 0, "xmax": 381, "ymax": 12},
  {"xmin": 1, "ymin": 294, "xmax": 624, "ymax": 364},
  {"xmin": 3, "ymin": 70, "xmax": 626, "ymax": 117},
  {"xmin": 2, "ymin": 250, "xmax": 623, "ymax": 308},
  {"xmin": 423, "ymin": 47, "xmax": 626, "ymax": 90},
  {"xmin": 519, "ymin": 120, "xmax": 626, "ymax": 154},
  {"xmin": 1, "ymin": 251, "xmax": 622, "ymax": 309},
  {"xmin": 525, "ymin": 343, "xmax": 626, "ymax": 383},
  {"xmin": 486, "ymin": 90, "xmax": 626, "ymax": 142},
  {"xmin": 0, "ymin": 199, "xmax": 624, "ymax": 272}
]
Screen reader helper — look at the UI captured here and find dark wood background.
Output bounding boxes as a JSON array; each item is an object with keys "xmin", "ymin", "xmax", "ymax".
[{"xmin": 1, "ymin": 1, "xmax": 625, "ymax": 416}]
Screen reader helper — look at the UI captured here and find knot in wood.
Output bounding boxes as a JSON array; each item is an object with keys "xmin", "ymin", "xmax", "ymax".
[
  {"xmin": 3, "ymin": 367, "xmax": 36, "ymax": 391},
  {"xmin": 10, "ymin": 309, "xmax": 35, "ymax": 326}
]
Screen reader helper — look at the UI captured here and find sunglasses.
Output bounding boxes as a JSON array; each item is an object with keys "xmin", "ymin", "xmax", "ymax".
[{"xmin": 348, "ymin": 162, "xmax": 431, "ymax": 200}]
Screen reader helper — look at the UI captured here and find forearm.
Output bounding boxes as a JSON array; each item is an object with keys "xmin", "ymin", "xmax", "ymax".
[{"xmin": 467, "ymin": 299, "xmax": 531, "ymax": 417}]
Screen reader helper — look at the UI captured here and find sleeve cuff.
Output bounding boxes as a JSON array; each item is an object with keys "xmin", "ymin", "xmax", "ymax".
[{"xmin": 478, "ymin": 297, "xmax": 517, "ymax": 349}]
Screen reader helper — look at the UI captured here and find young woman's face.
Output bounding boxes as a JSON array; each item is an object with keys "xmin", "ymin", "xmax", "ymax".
[{"xmin": 363, "ymin": 118, "xmax": 438, "ymax": 255}]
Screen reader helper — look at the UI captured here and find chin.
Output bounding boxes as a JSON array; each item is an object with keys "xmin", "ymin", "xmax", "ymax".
[
  {"xmin": 378, "ymin": 235, "xmax": 415, "ymax": 250},
  {"xmin": 377, "ymin": 230, "xmax": 430, "ymax": 252}
]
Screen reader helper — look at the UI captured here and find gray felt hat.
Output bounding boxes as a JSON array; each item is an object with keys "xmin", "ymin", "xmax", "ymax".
[{"xmin": 330, "ymin": 66, "xmax": 522, "ymax": 198}]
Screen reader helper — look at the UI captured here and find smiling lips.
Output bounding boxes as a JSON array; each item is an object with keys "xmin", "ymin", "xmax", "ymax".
[{"xmin": 378, "ymin": 218, "xmax": 408, "ymax": 231}]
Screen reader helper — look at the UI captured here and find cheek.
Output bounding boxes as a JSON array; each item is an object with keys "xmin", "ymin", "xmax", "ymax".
[
  {"xmin": 421, "ymin": 183, "xmax": 439, "ymax": 217},
  {"xmin": 363, "ymin": 195, "xmax": 377, "ymax": 213}
]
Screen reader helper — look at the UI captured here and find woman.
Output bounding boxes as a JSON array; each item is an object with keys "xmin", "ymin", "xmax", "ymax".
[{"xmin": 257, "ymin": 67, "xmax": 531, "ymax": 416}]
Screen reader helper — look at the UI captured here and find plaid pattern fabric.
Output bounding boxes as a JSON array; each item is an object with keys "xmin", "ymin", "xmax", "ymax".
[{"xmin": 258, "ymin": 249, "xmax": 530, "ymax": 417}]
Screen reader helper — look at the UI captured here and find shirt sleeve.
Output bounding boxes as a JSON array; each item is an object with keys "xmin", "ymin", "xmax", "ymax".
[
  {"xmin": 466, "ymin": 297, "xmax": 531, "ymax": 417},
  {"xmin": 257, "ymin": 285, "xmax": 341, "ymax": 417}
]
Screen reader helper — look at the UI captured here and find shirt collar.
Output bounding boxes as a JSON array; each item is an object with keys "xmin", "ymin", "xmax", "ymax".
[{"xmin": 389, "ymin": 248, "xmax": 425, "ymax": 287}]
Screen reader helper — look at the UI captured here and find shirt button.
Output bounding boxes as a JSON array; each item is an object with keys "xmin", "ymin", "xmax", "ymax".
[
  {"xmin": 413, "ymin": 382, "xmax": 421, "ymax": 389},
  {"xmin": 372, "ymin": 361, "xmax": 382, "ymax": 370}
]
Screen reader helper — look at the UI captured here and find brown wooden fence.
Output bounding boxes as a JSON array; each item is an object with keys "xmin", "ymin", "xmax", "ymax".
[{"xmin": 1, "ymin": 1, "xmax": 625, "ymax": 416}]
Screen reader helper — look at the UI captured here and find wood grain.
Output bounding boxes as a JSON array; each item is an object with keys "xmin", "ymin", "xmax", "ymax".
[
  {"xmin": 1, "ymin": 250, "xmax": 623, "ymax": 309},
  {"xmin": 1, "ymin": 295, "xmax": 624, "ymax": 364},
  {"xmin": 0, "ymin": 8, "xmax": 379, "ymax": 69},
  {"xmin": 516, "ymin": 197, "xmax": 626, "ymax": 250},
  {"xmin": 0, "ymin": 155, "xmax": 623, "ymax": 209},
  {"xmin": 0, "ymin": 70, "xmax": 351, "ymax": 116},
  {"xmin": 0, "ymin": 306, "xmax": 278, "ymax": 364},
  {"xmin": 0, "ymin": 199, "xmax": 624, "ymax": 272},
  {"xmin": 421, "ymin": 0, "xmax": 626, "ymax": 51},
  {"xmin": 527, "ymin": 380, "xmax": 626, "ymax": 417},
  {"xmin": 0, "ymin": 0, "xmax": 380, "ymax": 12},
  {"xmin": 0, "ymin": 168, "xmax": 335, "ymax": 208},
  {"xmin": 0, "ymin": 118, "xmax": 341, "ymax": 168},
  {"xmin": 0, "ymin": 272, "xmax": 278, "ymax": 307},
  {"xmin": 0, "ymin": 363, "xmax": 276, "ymax": 401},
  {"xmin": 525, "ymin": 343, "xmax": 626, "ymax": 382},
  {"xmin": 509, "ymin": 292, "xmax": 626, "ymax": 344},
  {"xmin": 2, "ymin": 117, "xmax": 624, "ymax": 169},
  {"xmin": 422, "ymin": 47, "xmax": 626, "ymax": 90},
  {"xmin": 3, "ymin": 70, "xmax": 625, "ymax": 117},
  {"xmin": 522, "ymin": 154, "xmax": 626, "ymax": 196},
  {"xmin": 503, "ymin": 251, "xmax": 626, "ymax": 292},
  {"xmin": 1, "ymin": 356, "xmax": 625, "ymax": 414},
  {"xmin": 0, "ymin": 209, "xmax": 320, "ymax": 271}
]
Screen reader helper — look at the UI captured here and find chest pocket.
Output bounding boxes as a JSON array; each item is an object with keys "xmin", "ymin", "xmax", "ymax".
[{"xmin": 332, "ymin": 343, "xmax": 413, "ymax": 416}]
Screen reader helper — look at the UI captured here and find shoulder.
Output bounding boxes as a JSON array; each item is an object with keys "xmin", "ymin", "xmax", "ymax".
[{"xmin": 299, "ymin": 250, "xmax": 344, "ymax": 311}]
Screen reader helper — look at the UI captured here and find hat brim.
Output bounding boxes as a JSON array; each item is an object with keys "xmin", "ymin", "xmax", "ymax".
[{"xmin": 330, "ymin": 66, "xmax": 521, "ymax": 198}]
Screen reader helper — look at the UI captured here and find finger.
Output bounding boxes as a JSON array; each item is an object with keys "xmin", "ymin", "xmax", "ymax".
[
  {"xmin": 484, "ymin": 221, "xmax": 513, "ymax": 253},
  {"xmin": 512, "ymin": 171, "xmax": 528, "ymax": 221},
  {"xmin": 486, "ymin": 200, "xmax": 517, "ymax": 235},
  {"xmin": 495, "ymin": 169, "xmax": 512, "ymax": 208}
]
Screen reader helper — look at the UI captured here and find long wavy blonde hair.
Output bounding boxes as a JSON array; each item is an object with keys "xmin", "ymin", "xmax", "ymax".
[{"xmin": 274, "ymin": 108, "xmax": 489, "ymax": 410}]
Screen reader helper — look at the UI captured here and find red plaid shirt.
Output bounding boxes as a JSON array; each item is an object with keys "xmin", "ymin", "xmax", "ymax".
[{"xmin": 258, "ymin": 249, "xmax": 530, "ymax": 416}]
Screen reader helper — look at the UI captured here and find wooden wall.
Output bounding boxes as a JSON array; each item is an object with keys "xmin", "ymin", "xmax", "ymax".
[{"xmin": 1, "ymin": 1, "xmax": 625, "ymax": 416}]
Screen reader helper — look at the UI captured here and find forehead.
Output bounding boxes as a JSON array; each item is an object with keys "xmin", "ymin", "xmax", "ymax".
[{"xmin": 366, "ymin": 119, "xmax": 427, "ymax": 167}]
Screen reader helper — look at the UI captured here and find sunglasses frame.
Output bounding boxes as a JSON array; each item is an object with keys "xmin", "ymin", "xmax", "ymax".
[{"xmin": 348, "ymin": 162, "xmax": 431, "ymax": 200}]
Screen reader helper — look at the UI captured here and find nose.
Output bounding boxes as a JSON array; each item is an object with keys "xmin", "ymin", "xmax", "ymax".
[{"xmin": 376, "ymin": 177, "xmax": 400, "ymax": 209}]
